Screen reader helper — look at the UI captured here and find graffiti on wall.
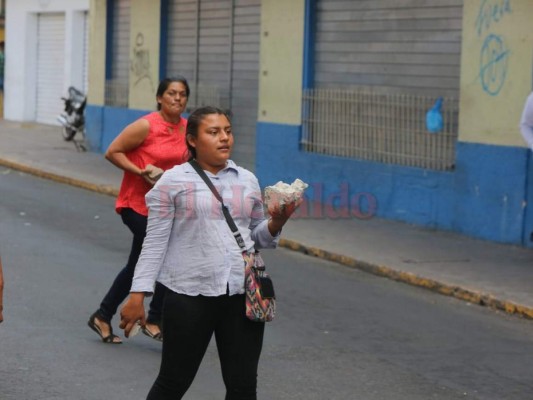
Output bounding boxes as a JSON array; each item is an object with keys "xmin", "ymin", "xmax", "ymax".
[
  {"xmin": 131, "ymin": 32, "xmax": 154, "ymax": 92},
  {"xmin": 475, "ymin": 0, "xmax": 511, "ymax": 96}
]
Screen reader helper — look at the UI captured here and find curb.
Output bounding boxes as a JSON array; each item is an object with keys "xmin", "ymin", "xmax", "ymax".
[
  {"xmin": 0, "ymin": 158, "xmax": 119, "ymax": 197},
  {"xmin": 3, "ymin": 157, "xmax": 532, "ymax": 321},
  {"xmin": 279, "ymin": 238, "xmax": 533, "ymax": 320}
]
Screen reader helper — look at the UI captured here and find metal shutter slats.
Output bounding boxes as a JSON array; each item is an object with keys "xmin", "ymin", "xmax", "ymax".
[{"xmin": 36, "ymin": 13, "xmax": 66, "ymax": 125}]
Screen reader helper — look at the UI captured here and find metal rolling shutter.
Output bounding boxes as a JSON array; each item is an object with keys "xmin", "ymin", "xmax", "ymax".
[
  {"xmin": 106, "ymin": 0, "xmax": 131, "ymax": 107},
  {"xmin": 197, "ymin": 0, "xmax": 232, "ymax": 109},
  {"xmin": 36, "ymin": 13, "xmax": 66, "ymax": 125},
  {"xmin": 167, "ymin": 0, "xmax": 261, "ymax": 171},
  {"xmin": 314, "ymin": 0, "xmax": 463, "ymax": 97},
  {"xmin": 167, "ymin": 0, "xmax": 232, "ymax": 108},
  {"xmin": 167, "ymin": 0, "xmax": 197, "ymax": 84},
  {"xmin": 229, "ymin": 0, "xmax": 261, "ymax": 171}
]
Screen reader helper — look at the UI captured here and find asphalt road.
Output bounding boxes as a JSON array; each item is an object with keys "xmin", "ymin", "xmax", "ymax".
[{"xmin": 1, "ymin": 168, "xmax": 533, "ymax": 400}]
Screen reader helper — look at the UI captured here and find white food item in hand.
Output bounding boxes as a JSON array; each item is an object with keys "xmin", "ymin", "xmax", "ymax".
[{"xmin": 264, "ymin": 178, "xmax": 309, "ymax": 207}]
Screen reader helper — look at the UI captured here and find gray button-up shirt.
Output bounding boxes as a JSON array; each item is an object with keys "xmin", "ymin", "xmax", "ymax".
[{"xmin": 131, "ymin": 160, "xmax": 279, "ymax": 296}]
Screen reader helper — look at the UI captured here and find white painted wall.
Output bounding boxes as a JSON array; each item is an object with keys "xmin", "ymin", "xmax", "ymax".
[{"xmin": 4, "ymin": 0, "xmax": 89, "ymax": 122}]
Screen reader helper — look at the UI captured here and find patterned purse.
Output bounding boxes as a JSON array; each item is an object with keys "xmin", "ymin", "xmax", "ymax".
[
  {"xmin": 242, "ymin": 251, "xmax": 276, "ymax": 322},
  {"xmin": 189, "ymin": 160, "xmax": 276, "ymax": 322}
]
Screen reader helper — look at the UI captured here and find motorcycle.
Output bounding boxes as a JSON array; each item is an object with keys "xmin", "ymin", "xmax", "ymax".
[{"xmin": 57, "ymin": 86, "xmax": 87, "ymax": 152}]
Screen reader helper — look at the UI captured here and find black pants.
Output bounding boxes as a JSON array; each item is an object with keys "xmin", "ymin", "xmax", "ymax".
[
  {"xmin": 97, "ymin": 208, "xmax": 165, "ymax": 324},
  {"xmin": 147, "ymin": 291, "xmax": 265, "ymax": 400}
]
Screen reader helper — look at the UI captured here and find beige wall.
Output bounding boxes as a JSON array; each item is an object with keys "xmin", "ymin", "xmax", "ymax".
[
  {"xmin": 129, "ymin": 0, "xmax": 160, "ymax": 110},
  {"xmin": 88, "ymin": 0, "xmax": 160, "ymax": 108},
  {"xmin": 459, "ymin": 0, "xmax": 533, "ymax": 146},
  {"xmin": 87, "ymin": 0, "xmax": 106, "ymax": 105},
  {"xmin": 258, "ymin": 0, "xmax": 305, "ymax": 125}
]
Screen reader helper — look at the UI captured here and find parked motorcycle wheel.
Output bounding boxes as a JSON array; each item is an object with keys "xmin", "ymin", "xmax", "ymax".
[{"xmin": 62, "ymin": 126, "xmax": 77, "ymax": 141}]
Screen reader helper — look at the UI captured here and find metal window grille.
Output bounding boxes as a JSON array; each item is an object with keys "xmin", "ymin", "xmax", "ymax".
[
  {"xmin": 104, "ymin": 79, "xmax": 129, "ymax": 108},
  {"xmin": 301, "ymin": 88, "xmax": 459, "ymax": 171}
]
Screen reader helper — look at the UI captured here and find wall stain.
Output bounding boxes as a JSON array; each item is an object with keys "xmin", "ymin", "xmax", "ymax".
[{"xmin": 131, "ymin": 32, "xmax": 154, "ymax": 92}]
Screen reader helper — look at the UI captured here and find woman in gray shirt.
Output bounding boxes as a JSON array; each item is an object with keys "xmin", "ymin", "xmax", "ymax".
[{"xmin": 120, "ymin": 106, "xmax": 300, "ymax": 400}]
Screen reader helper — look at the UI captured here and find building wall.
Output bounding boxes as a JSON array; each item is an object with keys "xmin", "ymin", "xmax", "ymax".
[
  {"xmin": 128, "ymin": 0, "xmax": 160, "ymax": 111},
  {"xmin": 82, "ymin": 0, "xmax": 533, "ymax": 245},
  {"xmin": 255, "ymin": 0, "xmax": 533, "ymax": 246},
  {"xmin": 86, "ymin": 0, "xmax": 264, "ymax": 172},
  {"xmin": 459, "ymin": 0, "xmax": 533, "ymax": 146},
  {"xmin": 258, "ymin": 0, "xmax": 305, "ymax": 125},
  {"xmin": 87, "ymin": 0, "xmax": 106, "ymax": 106},
  {"xmin": 85, "ymin": 0, "xmax": 161, "ymax": 152},
  {"xmin": 456, "ymin": 0, "xmax": 533, "ymax": 244},
  {"xmin": 4, "ymin": 0, "xmax": 89, "ymax": 121}
]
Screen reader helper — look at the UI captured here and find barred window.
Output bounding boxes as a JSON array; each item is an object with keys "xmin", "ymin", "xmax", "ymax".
[{"xmin": 301, "ymin": 88, "xmax": 459, "ymax": 171}]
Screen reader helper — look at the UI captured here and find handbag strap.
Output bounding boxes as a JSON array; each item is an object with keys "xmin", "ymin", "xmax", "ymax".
[{"xmin": 189, "ymin": 159, "xmax": 247, "ymax": 251}]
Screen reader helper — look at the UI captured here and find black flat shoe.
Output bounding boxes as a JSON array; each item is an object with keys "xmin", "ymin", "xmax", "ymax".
[{"xmin": 88, "ymin": 312, "xmax": 122, "ymax": 344}]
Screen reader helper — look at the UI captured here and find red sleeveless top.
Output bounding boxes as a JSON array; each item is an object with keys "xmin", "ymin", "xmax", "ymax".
[{"xmin": 115, "ymin": 112, "xmax": 188, "ymax": 216}]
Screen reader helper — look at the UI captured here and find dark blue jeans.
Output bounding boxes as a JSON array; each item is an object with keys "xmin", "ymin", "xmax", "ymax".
[
  {"xmin": 147, "ymin": 292, "xmax": 265, "ymax": 400},
  {"xmin": 97, "ymin": 208, "xmax": 165, "ymax": 325}
]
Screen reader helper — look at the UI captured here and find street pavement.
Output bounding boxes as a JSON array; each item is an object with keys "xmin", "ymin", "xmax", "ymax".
[{"xmin": 1, "ymin": 119, "xmax": 533, "ymax": 320}]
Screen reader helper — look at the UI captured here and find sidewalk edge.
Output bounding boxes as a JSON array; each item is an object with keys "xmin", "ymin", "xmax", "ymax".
[
  {"xmin": 279, "ymin": 238, "xmax": 533, "ymax": 320},
  {"xmin": 0, "ymin": 158, "xmax": 119, "ymax": 197}
]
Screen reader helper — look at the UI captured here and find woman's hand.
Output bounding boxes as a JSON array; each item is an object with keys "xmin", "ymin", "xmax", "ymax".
[
  {"xmin": 267, "ymin": 198, "xmax": 303, "ymax": 235},
  {"xmin": 139, "ymin": 169, "xmax": 158, "ymax": 186},
  {"xmin": 119, "ymin": 292, "xmax": 146, "ymax": 338},
  {"xmin": 140, "ymin": 164, "xmax": 164, "ymax": 186}
]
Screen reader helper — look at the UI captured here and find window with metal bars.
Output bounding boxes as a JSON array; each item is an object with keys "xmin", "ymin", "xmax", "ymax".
[{"xmin": 301, "ymin": 88, "xmax": 459, "ymax": 171}]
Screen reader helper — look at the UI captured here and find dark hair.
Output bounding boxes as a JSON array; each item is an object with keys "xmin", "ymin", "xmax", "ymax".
[
  {"xmin": 156, "ymin": 76, "xmax": 190, "ymax": 110},
  {"xmin": 186, "ymin": 106, "xmax": 232, "ymax": 160}
]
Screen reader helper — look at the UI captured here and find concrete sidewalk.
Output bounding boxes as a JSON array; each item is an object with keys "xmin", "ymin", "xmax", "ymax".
[{"xmin": 1, "ymin": 119, "xmax": 532, "ymax": 319}]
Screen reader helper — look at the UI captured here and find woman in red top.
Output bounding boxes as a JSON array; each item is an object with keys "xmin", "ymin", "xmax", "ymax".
[{"xmin": 88, "ymin": 77, "xmax": 190, "ymax": 344}]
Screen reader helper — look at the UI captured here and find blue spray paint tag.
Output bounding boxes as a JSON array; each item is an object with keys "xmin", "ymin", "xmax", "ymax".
[{"xmin": 426, "ymin": 97, "xmax": 444, "ymax": 133}]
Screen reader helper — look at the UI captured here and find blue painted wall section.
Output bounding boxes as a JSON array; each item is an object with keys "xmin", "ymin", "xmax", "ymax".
[
  {"xmin": 105, "ymin": 0, "xmax": 114, "ymax": 80},
  {"xmin": 453, "ymin": 142, "xmax": 527, "ymax": 243},
  {"xmin": 159, "ymin": 0, "xmax": 169, "ymax": 80},
  {"xmin": 85, "ymin": 105, "xmax": 104, "ymax": 151},
  {"xmin": 302, "ymin": 0, "xmax": 315, "ymax": 90},
  {"xmin": 522, "ymin": 152, "xmax": 533, "ymax": 247},
  {"xmin": 256, "ymin": 122, "xmax": 528, "ymax": 244},
  {"xmin": 85, "ymin": 105, "xmax": 149, "ymax": 152}
]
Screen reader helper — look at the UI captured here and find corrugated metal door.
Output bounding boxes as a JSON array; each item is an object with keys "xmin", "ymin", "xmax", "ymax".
[
  {"xmin": 230, "ymin": 0, "xmax": 261, "ymax": 171},
  {"xmin": 105, "ymin": 0, "xmax": 131, "ymax": 107},
  {"xmin": 167, "ymin": 0, "xmax": 261, "ymax": 171},
  {"xmin": 167, "ymin": 0, "xmax": 197, "ymax": 86},
  {"xmin": 36, "ymin": 13, "xmax": 66, "ymax": 125},
  {"xmin": 314, "ymin": 0, "xmax": 463, "ymax": 97}
]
